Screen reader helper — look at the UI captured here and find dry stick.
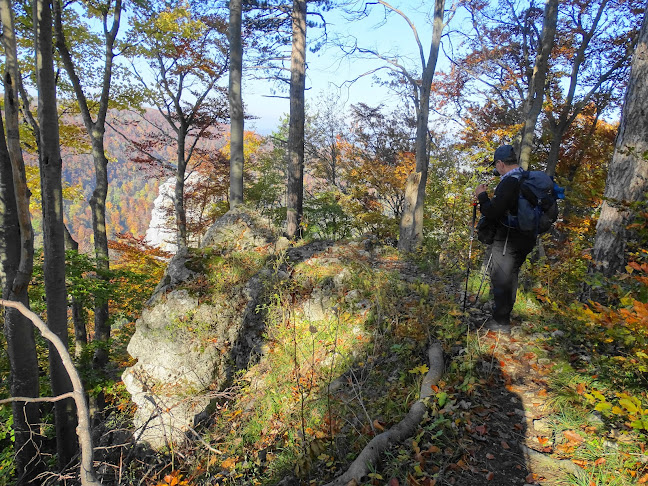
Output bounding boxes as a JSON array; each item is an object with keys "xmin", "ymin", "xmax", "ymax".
[
  {"xmin": 0, "ymin": 299, "xmax": 101, "ymax": 486},
  {"xmin": 324, "ymin": 342, "xmax": 444, "ymax": 486}
]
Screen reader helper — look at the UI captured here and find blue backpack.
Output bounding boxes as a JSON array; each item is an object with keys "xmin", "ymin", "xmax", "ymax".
[{"xmin": 506, "ymin": 171, "xmax": 565, "ymax": 235}]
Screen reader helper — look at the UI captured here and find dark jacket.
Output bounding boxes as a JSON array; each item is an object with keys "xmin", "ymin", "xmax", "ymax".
[{"xmin": 477, "ymin": 173, "xmax": 529, "ymax": 241}]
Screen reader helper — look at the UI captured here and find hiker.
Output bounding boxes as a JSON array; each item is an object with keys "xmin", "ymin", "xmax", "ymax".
[{"xmin": 473, "ymin": 145, "xmax": 536, "ymax": 333}]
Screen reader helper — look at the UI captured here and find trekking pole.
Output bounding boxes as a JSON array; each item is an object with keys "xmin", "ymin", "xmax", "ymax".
[
  {"xmin": 476, "ymin": 251, "xmax": 493, "ymax": 303},
  {"xmin": 462, "ymin": 202, "xmax": 478, "ymax": 312}
]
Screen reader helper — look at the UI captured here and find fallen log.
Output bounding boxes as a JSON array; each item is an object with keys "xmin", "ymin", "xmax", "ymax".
[{"xmin": 324, "ymin": 342, "xmax": 444, "ymax": 486}]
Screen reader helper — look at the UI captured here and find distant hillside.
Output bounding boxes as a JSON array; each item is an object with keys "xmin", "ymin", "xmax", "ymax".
[{"xmin": 56, "ymin": 109, "xmax": 227, "ymax": 253}]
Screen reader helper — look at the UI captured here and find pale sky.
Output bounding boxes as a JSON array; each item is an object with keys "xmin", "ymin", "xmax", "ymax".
[{"xmin": 243, "ymin": 1, "xmax": 451, "ymax": 135}]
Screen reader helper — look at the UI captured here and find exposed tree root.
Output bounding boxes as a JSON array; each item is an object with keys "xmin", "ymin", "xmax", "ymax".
[
  {"xmin": 522, "ymin": 444, "xmax": 585, "ymax": 478},
  {"xmin": 324, "ymin": 342, "xmax": 444, "ymax": 486}
]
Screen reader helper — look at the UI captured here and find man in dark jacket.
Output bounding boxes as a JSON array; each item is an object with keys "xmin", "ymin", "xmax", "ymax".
[{"xmin": 474, "ymin": 145, "xmax": 536, "ymax": 333}]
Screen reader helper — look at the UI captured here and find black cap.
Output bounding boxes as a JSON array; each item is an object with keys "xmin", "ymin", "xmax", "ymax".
[{"xmin": 493, "ymin": 145, "xmax": 516, "ymax": 164}]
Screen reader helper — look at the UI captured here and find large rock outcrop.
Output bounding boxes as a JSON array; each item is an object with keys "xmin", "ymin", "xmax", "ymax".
[
  {"xmin": 122, "ymin": 207, "xmax": 372, "ymax": 449},
  {"xmin": 123, "ymin": 208, "xmax": 283, "ymax": 448}
]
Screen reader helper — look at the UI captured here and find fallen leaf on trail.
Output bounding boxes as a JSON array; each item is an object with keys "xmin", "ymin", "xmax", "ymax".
[
  {"xmin": 526, "ymin": 472, "xmax": 538, "ymax": 483},
  {"xmin": 221, "ymin": 457, "xmax": 238, "ymax": 470},
  {"xmin": 389, "ymin": 478, "xmax": 399, "ymax": 486},
  {"xmin": 556, "ymin": 443, "xmax": 577, "ymax": 454},
  {"xmin": 594, "ymin": 458, "xmax": 606, "ymax": 466},
  {"xmin": 414, "ymin": 452, "xmax": 425, "ymax": 466},
  {"xmin": 428, "ymin": 445, "xmax": 441, "ymax": 454},
  {"xmin": 576, "ymin": 383, "xmax": 586, "ymax": 394},
  {"xmin": 564, "ymin": 430, "xmax": 584, "ymax": 443},
  {"xmin": 537, "ymin": 389, "xmax": 548, "ymax": 397},
  {"xmin": 486, "ymin": 471, "xmax": 495, "ymax": 480},
  {"xmin": 501, "ymin": 441, "xmax": 510, "ymax": 449},
  {"xmin": 474, "ymin": 424, "xmax": 487, "ymax": 435},
  {"xmin": 373, "ymin": 419, "xmax": 386, "ymax": 432},
  {"xmin": 639, "ymin": 473, "xmax": 648, "ymax": 484},
  {"xmin": 486, "ymin": 453, "xmax": 495, "ymax": 460},
  {"xmin": 572, "ymin": 459, "xmax": 588, "ymax": 467},
  {"xmin": 537, "ymin": 436, "xmax": 549, "ymax": 445},
  {"xmin": 514, "ymin": 423, "xmax": 524, "ymax": 430}
]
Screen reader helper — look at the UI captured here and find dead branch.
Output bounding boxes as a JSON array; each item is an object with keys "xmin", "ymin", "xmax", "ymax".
[
  {"xmin": 0, "ymin": 299, "xmax": 101, "ymax": 486},
  {"xmin": 0, "ymin": 392, "xmax": 75, "ymax": 404},
  {"xmin": 324, "ymin": 342, "xmax": 444, "ymax": 486}
]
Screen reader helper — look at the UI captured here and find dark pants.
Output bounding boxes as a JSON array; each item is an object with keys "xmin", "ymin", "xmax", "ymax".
[{"xmin": 490, "ymin": 231, "xmax": 535, "ymax": 324}]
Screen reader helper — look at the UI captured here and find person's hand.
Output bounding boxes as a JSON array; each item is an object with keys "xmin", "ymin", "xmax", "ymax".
[{"xmin": 474, "ymin": 183, "xmax": 488, "ymax": 198}]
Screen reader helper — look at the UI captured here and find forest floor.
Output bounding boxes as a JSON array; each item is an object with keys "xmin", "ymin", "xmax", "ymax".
[
  {"xmin": 311, "ymin": 254, "xmax": 647, "ymax": 486},
  {"xmin": 107, "ymin": 241, "xmax": 647, "ymax": 486}
]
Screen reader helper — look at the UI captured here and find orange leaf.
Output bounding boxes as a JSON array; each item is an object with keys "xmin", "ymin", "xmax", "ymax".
[
  {"xmin": 594, "ymin": 458, "xmax": 606, "ymax": 466},
  {"xmin": 538, "ymin": 437, "xmax": 549, "ymax": 445},
  {"xmin": 389, "ymin": 478, "xmax": 400, "ymax": 486},
  {"xmin": 639, "ymin": 473, "xmax": 648, "ymax": 484},
  {"xmin": 564, "ymin": 430, "xmax": 584, "ymax": 443},
  {"xmin": 486, "ymin": 453, "xmax": 495, "ymax": 460},
  {"xmin": 221, "ymin": 456, "xmax": 238, "ymax": 470},
  {"xmin": 572, "ymin": 459, "xmax": 588, "ymax": 467},
  {"xmin": 428, "ymin": 445, "xmax": 441, "ymax": 454},
  {"xmin": 486, "ymin": 471, "xmax": 495, "ymax": 480}
]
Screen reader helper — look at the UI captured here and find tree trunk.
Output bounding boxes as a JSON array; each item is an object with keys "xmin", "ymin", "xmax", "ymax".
[
  {"xmin": 176, "ymin": 127, "xmax": 188, "ymax": 250},
  {"xmin": 398, "ymin": 0, "xmax": 445, "ymax": 253},
  {"xmin": 229, "ymin": 0, "xmax": 244, "ymax": 208},
  {"xmin": 64, "ymin": 225, "xmax": 88, "ymax": 357},
  {"xmin": 0, "ymin": 105, "xmax": 42, "ymax": 485},
  {"xmin": 591, "ymin": 3, "xmax": 648, "ymax": 278},
  {"xmin": 0, "ymin": 0, "xmax": 42, "ymax": 480},
  {"xmin": 89, "ymin": 135, "xmax": 110, "ymax": 367},
  {"xmin": 286, "ymin": 0, "xmax": 307, "ymax": 239},
  {"xmin": 518, "ymin": 0, "xmax": 558, "ymax": 169},
  {"xmin": 34, "ymin": 0, "xmax": 77, "ymax": 467},
  {"xmin": 52, "ymin": 0, "xmax": 121, "ymax": 370}
]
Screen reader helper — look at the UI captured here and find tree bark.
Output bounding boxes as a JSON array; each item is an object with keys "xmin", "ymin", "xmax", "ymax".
[
  {"xmin": 229, "ymin": 0, "xmax": 244, "ymax": 208},
  {"xmin": 518, "ymin": 0, "xmax": 558, "ymax": 169},
  {"xmin": 397, "ymin": 0, "xmax": 445, "ymax": 253},
  {"xmin": 52, "ymin": 0, "xmax": 122, "ymax": 369},
  {"xmin": 64, "ymin": 225, "xmax": 88, "ymax": 357},
  {"xmin": 34, "ymin": 0, "xmax": 77, "ymax": 467},
  {"xmin": 591, "ymin": 2, "xmax": 648, "ymax": 278},
  {"xmin": 286, "ymin": 0, "xmax": 307, "ymax": 239},
  {"xmin": 0, "ymin": 0, "xmax": 42, "ymax": 480},
  {"xmin": 176, "ymin": 125, "xmax": 188, "ymax": 250}
]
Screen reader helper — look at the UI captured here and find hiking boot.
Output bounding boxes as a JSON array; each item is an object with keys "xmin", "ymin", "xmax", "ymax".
[{"xmin": 481, "ymin": 319, "xmax": 512, "ymax": 334}]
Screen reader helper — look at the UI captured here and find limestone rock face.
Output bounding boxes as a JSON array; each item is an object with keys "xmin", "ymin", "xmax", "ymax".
[
  {"xmin": 122, "ymin": 290, "xmax": 226, "ymax": 448},
  {"xmin": 123, "ymin": 207, "xmax": 371, "ymax": 449},
  {"xmin": 201, "ymin": 205, "xmax": 283, "ymax": 251},
  {"xmin": 123, "ymin": 207, "xmax": 279, "ymax": 448}
]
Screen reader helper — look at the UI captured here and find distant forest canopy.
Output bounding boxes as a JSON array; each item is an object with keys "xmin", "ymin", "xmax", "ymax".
[{"xmin": 23, "ymin": 108, "xmax": 229, "ymax": 252}]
